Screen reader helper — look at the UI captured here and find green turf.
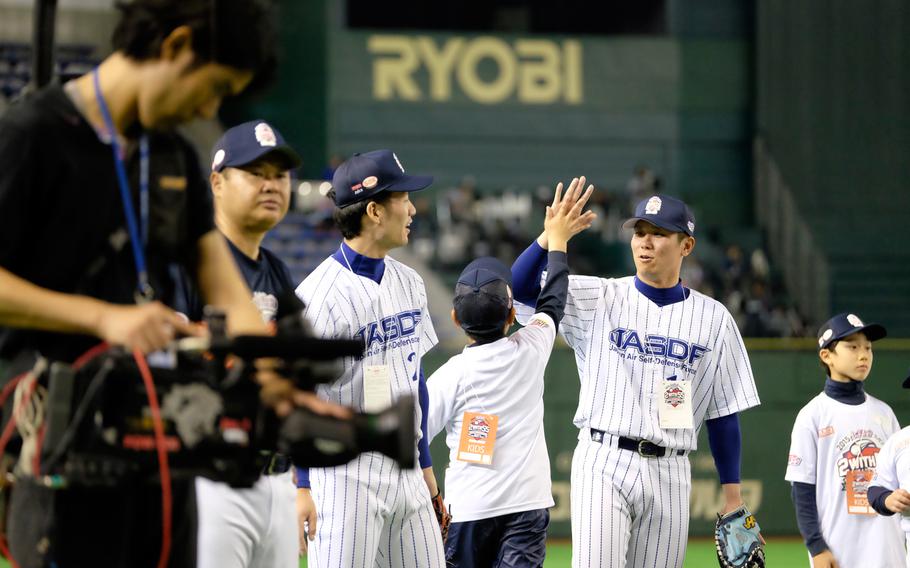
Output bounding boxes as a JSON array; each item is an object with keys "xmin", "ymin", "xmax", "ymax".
[
  {"xmin": 0, "ymin": 537, "xmax": 809, "ymax": 567},
  {"xmin": 540, "ymin": 538, "xmax": 808, "ymax": 567}
]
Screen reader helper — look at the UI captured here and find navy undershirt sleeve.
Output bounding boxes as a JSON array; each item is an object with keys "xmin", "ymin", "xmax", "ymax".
[
  {"xmin": 296, "ymin": 466, "xmax": 310, "ymax": 489},
  {"xmin": 705, "ymin": 413, "xmax": 741, "ymax": 484},
  {"xmin": 511, "ymin": 240, "xmax": 548, "ymax": 306},
  {"xmin": 868, "ymin": 485, "xmax": 896, "ymax": 516},
  {"xmin": 418, "ymin": 368, "xmax": 432, "ymax": 469},
  {"xmin": 535, "ymin": 251, "xmax": 569, "ymax": 331},
  {"xmin": 791, "ymin": 482, "xmax": 829, "ymax": 556}
]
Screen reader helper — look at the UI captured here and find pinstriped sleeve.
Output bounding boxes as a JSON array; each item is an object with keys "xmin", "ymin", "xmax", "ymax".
[
  {"xmin": 704, "ymin": 313, "xmax": 761, "ymax": 420},
  {"xmin": 559, "ymin": 275, "xmax": 607, "ymax": 354},
  {"xmin": 417, "ymin": 275, "xmax": 438, "ymax": 357},
  {"xmin": 297, "ymin": 272, "xmax": 351, "ymax": 342}
]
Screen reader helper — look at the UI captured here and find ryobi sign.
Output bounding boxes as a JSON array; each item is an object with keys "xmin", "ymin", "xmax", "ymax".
[{"xmin": 367, "ymin": 35, "xmax": 583, "ymax": 105}]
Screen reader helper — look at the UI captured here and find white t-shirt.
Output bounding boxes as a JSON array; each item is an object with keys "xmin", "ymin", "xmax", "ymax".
[
  {"xmin": 871, "ymin": 425, "xmax": 910, "ymax": 534},
  {"xmin": 427, "ymin": 312, "xmax": 557, "ymax": 523},
  {"xmin": 515, "ymin": 275, "xmax": 760, "ymax": 450},
  {"xmin": 785, "ymin": 392, "xmax": 904, "ymax": 567}
]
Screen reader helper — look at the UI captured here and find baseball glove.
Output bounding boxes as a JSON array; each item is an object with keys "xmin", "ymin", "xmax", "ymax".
[
  {"xmin": 431, "ymin": 491, "xmax": 451, "ymax": 543},
  {"xmin": 714, "ymin": 505, "xmax": 765, "ymax": 568}
]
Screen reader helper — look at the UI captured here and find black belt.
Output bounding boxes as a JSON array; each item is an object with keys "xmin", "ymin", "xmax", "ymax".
[{"xmin": 590, "ymin": 429, "xmax": 685, "ymax": 458}]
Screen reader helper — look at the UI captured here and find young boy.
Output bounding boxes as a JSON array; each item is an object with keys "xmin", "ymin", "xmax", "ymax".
[
  {"xmin": 426, "ymin": 178, "xmax": 595, "ymax": 567},
  {"xmin": 785, "ymin": 313, "xmax": 904, "ymax": 567},
  {"xmin": 867, "ymin": 367, "xmax": 910, "ymax": 566}
]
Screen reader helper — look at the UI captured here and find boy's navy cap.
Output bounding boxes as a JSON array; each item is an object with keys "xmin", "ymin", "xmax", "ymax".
[
  {"xmin": 453, "ymin": 257, "xmax": 513, "ymax": 337},
  {"xmin": 331, "ymin": 149, "xmax": 433, "ymax": 208},
  {"xmin": 622, "ymin": 195, "xmax": 696, "ymax": 236},
  {"xmin": 457, "ymin": 257, "xmax": 513, "ymax": 290},
  {"xmin": 211, "ymin": 120, "xmax": 302, "ymax": 172},
  {"xmin": 817, "ymin": 313, "xmax": 886, "ymax": 350}
]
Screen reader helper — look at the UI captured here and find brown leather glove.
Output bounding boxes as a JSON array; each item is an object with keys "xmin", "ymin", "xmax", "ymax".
[{"xmin": 431, "ymin": 490, "xmax": 451, "ymax": 543}]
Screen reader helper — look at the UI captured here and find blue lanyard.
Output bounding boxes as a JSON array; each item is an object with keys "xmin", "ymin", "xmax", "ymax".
[{"xmin": 92, "ymin": 68, "xmax": 154, "ymax": 303}]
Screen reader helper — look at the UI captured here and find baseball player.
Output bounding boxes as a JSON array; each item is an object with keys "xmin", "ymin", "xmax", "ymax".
[
  {"xmin": 294, "ymin": 150, "xmax": 446, "ymax": 567},
  {"xmin": 786, "ymin": 313, "xmax": 904, "ymax": 567},
  {"xmin": 868, "ymin": 367, "xmax": 910, "ymax": 567},
  {"xmin": 171, "ymin": 120, "xmax": 302, "ymax": 568},
  {"xmin": 426, "ymin": 178, "xmax": 595, "ymax": 567},
  {"xmin": 510, "ymin": 192, "xmax": 762, "ymax": 567}
]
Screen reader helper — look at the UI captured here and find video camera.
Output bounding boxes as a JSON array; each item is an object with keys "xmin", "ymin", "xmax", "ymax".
[{"xmin": 20, "ymin": 296, "xmax": 416, "ymax": 489}]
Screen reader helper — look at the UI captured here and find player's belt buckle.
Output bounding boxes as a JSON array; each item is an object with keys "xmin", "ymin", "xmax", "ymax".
[{"xmin": 637, "ymin": 440, "xmax": 661, "ymax": 458}]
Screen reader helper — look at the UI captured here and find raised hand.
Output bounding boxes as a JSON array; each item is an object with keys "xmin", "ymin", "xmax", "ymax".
[{"xmin": 544, "ymin": 175, "xmax": 596, "ymax": 252}]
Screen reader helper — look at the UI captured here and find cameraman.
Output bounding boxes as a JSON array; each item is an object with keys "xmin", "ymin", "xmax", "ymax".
[{"xmin": 0, "ymin": 1, "xmax": 344, "ymax": 567}]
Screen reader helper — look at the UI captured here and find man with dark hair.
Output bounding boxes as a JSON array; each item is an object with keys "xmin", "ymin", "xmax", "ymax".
[
  {"xmin": 110, "ymin": 0, "xmax": 277, "ymax": 95},
  {"xmin": 294, "ymin": 150, "xmax": 447, "ymax": 567},
  {"xmin": 172, "ymin": 119, "xmax": 302, "ymax": 568},
  {"xmin": 0, "ymin": 2, "xmax": 341, "ymax": 567},
  {"xmin": 511, "ymin": 193, "xmax": 763, "ymax": 567}
]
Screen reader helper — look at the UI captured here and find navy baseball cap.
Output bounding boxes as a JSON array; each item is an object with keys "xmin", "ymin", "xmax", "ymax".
[
  {"xmin": 622, "ymin": 195, "xmax": 696, "ymax": 236},
  {"xmin": 211, "ymin": 120, "xmax": 302, "ymax": 172},
  {"xmin": 453, "ymin": 257, "xmax": 513, "ymax": 338},
  {"xmin": 331, "ymin": 149, "xmax": 433, "ymax": 208},
  {"xmin": 816, "ymin": 313, "xmax": 886, "ymax": 350}
]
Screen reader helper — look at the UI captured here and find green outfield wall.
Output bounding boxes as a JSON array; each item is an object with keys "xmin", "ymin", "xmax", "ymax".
[
  {"xmin": 325, "ymin": 31, "xmax": 751, "ymax": 225},
  {"xmin": 756, "ymin": 0, "xmax": 910, "ymax": 333},
  {"xmin": 234, "ymin": 8, "xmax": 754, "ymax": 229},
  {"xmin": 425, "ymin": 340, "xmax": 910, "ymax": 538}
]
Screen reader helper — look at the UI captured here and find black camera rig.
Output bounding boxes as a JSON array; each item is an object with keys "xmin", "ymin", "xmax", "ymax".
[{"xmin": 10, "ymin": 317, "xmax": 416, "ymax": 489}]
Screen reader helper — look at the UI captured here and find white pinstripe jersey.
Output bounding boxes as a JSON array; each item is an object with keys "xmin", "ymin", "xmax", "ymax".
[
  {"xmin": 516, "ymin": 275, "xmax": 760, "ymax": 450},
  {"xmin": 296, "ymin": 255, "xmax": 438, "ymax": 441}
]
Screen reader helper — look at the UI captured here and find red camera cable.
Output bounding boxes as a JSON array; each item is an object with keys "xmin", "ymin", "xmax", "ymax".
[{"xmin": 132, "ymin": 348, "xmax": 172, "ymax": 568}]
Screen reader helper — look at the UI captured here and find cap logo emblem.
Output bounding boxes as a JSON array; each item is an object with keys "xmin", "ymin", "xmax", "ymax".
[
  {"xmin": 254, "ymin": 123, "xmax": 277, "ymax": 147},
  {"xmin": 392, "ymin": 152, "xmax": 405, "ymax": 173},
  {"xmin": 362, "ymin": 176, "xmax": 378, "ymax": 189},
  {"xmin": 212, "ymin": 149, "xmax": 226, "ymax": 170},
  {"xmin": 819, "ymin": 328, "xmax": 833, "ymax": 347},
  {"xmin": 645, "ymin": 196, "xmax": 662, "ymax": 215},
  {"xmin": 847, "ymin": 314, "xmax": 864, "ymax": 327},
  {"xmin": 687, "ymin": 221, "xmax": 695, "ymax": 233},
  {"xmin": 351, "ymin": 183, "xmax": 363, "ymax": 194}
]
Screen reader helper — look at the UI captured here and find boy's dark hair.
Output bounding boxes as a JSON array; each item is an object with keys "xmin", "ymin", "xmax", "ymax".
[
  {"xmin": 112, "ymin": 0, "xmax": 277, "ymax": 91},
  {"xmin": 454, "ymin": 280, "xmax": 511, "ymax": 344},
  {"xmin": 328, "ymin": 190, "xmax": 393, "ymax": 239},
  {"xmin": 819, "ymin": 339, "xmax": 841, "ymax": 374}
]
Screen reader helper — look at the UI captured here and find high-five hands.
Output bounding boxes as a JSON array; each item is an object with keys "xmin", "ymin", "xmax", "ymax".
[{"xmin": 543, "ymin": 175, "xmax": 597, "ymax": 252}]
